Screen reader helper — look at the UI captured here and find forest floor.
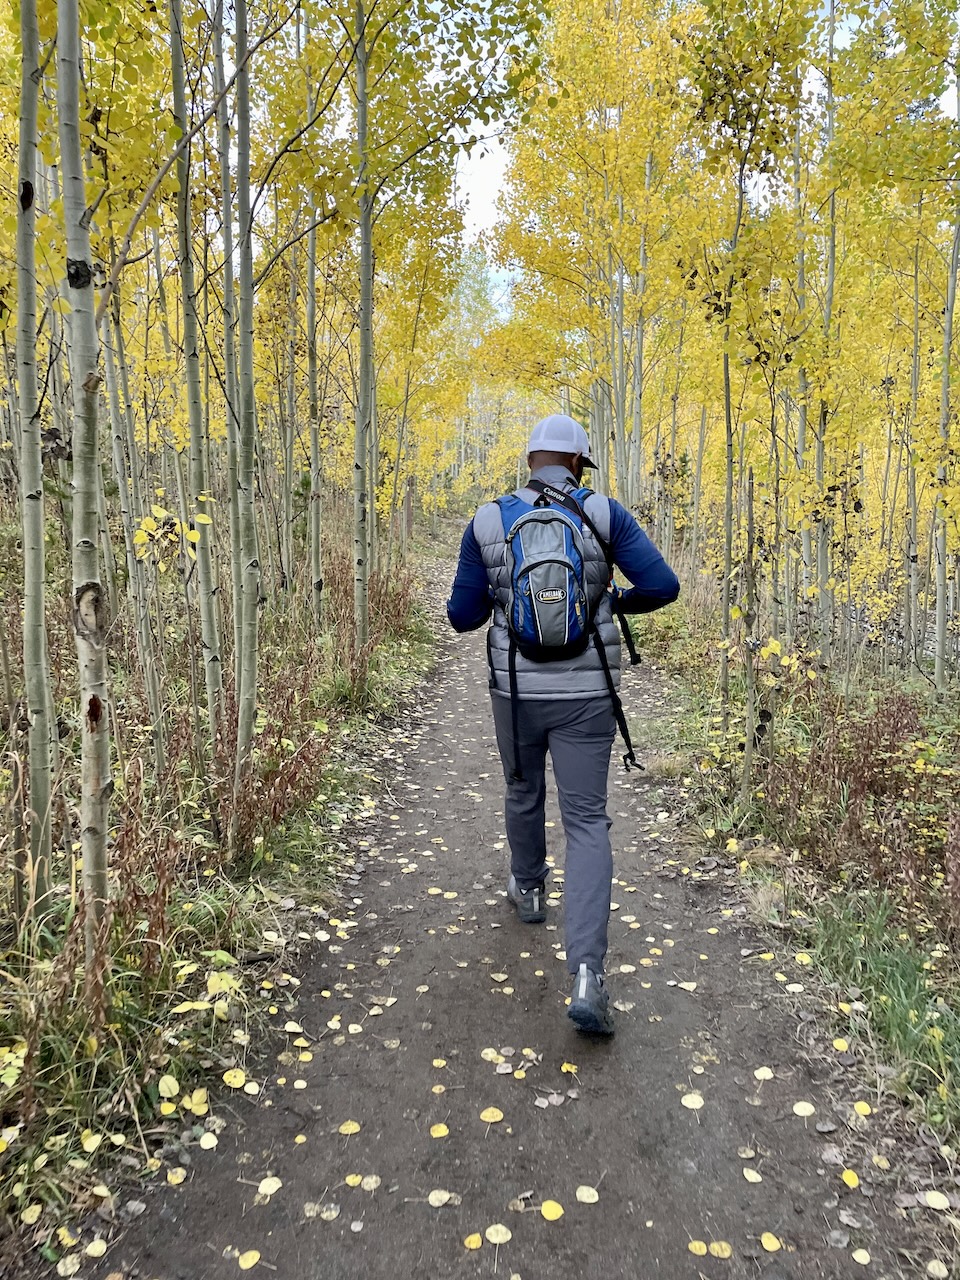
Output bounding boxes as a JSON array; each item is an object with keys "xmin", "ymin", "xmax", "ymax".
[{"xmin": 21, "ymin": 562, "xmax": 956, "ymax": 1280}]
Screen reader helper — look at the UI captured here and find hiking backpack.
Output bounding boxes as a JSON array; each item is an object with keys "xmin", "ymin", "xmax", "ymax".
[
  {"xmin": 494, "ymin": 479, "xmax": 641, "ymax": 777},
  {"xmin": 496, "ymin": 484, "xmax": 602, "ymax": 663}
]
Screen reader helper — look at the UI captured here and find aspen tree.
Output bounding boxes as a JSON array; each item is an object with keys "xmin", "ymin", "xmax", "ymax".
[
  {"xmin": 233, "ymin": 0, "xmax": 262, "ymax": 838},
  {"xmin": 16, "ymin": 0, "xmax": 53, "ymax": 919},
  {"xmin": 169, "ymin": 0, "xmax": 223, "ymax": 742},
  {"xmin": 57, "ymin": 0, "xmax": 111, "ymax": 972},
  {"xmin": 934, "ymin": 201, "xmax": 960, "ymax": 689}
]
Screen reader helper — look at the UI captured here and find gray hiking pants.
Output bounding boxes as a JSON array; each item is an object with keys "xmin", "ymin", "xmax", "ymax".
[{"xmin": 491, "ymin": 695, "xmax": 615, "ymax": 977}]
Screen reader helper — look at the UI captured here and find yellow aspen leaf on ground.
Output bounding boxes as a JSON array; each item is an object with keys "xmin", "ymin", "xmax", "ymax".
[
  {"xmin": 710, "ymin": 1241, "xmax": 733, "ymax": 1259},
  {"xmin": 854, "ymin": 1101, "xmax": 872, "ymax": 1117},
  {"xmin": 237, "ymin": 1250, "xmax": 260, "ymax": 1270},
  {"xmin": 167, "ymin": 1167, "xmax": 187, "ymax": 1186},
  {"xmin": 430, "ymin": 1123, "xmax": 449, "ymax": 1138},
  {"xmin": 199, "ymin": 1133, "xmax": 218, "ymax": 1150},
  {"xmin": 258, "ymin": 1176, "xmax": 282, "ymax": 1197},
  {"xmin": 842, "ymin": 1170, "xmax": 860, "ymax": 1189},
  {"xmin": 20, "ymin": 1204, "xmax": 42, "ymax": 1225},
  {"xmin": 760, "ymin": 1232, "xmax": 782, "ymax": 1252},
  {"xmin": 84, "ymin": 1239, "xmax": 107, "ymax": 1258},
  {"xmin": 743, "ymin": 1169, "xmax": 763, "ymax": 1184},
  {"xmin": 678, "ymin": 982, "xmax": 698, "ymax": 993},
  {"xmin": 361, "ymin": 1175, "xmax": 381, "ymax": 1191},
  {"xmin": 223, "ymin": 1069, "xmax": 246, "ymax": 1088},
  {"xmin": 319, "ymin": 1204, "xmax": 340, "ymax": 1221},
  {"xmin": 871, "ymin": 1154, "xmax": 889, "ymax": 1170},
  {"xmin": 540, "ymin": 1200, "xmax": 564, "ymax": 1221},
  {"xmin": 81, "ymin": 1130, "xmax": 102, "ymax": 1153},
  {"xmin": 480, "ymin": 1107, "xmax": 503, "ymax": 1123},
  {"xmin": 481, "ymin": 1048, "xmax": 504, "ymax": 1063},
  {"xmin": 852, "ymin": 1249, "xmax": 870, "ymax": 1264},
  {"xmin": 432, "ymin": 1084, "xmax": 445, "ymax": 1094},
  {"xmin": 794, "ymin": 953, "xmax": 812, "ymax": 965},
  {"xmin": 486, "ymin": 1224, "xmax": 512, "ymax": 1242},
  {"xmin": 575, "ymin": 1186, "xmax": 599, "ymax": 1203},
  {"xmin": 428, "ymin": 1190, "xmax": 451, "ymax": 1207},
  {"xmin": 927, "ymin": 1261, "xmax": 949, "ymax": 1277},
  {"xmin": 924, "ymin": 1190, "xmax": 950, "ymax": 1211},
  {"xmin": 688, "ymin": 1241, "xmax": 708, "ymax": 1256},
  {"xmin": 560, "ymin": 1062, "xmax": 578, "ymax": 1074},
  {"xmin": 284, "ymin": 1021, "xmax": 303, "ymax": 1034},
  {"xmin": 754, "ymin": 1067, "xmax": 773, "ymax": 1082},
  {"xmin": 681, "ymin": 1092, "xmax": 704, "ymax": 1110},
  {"xmin": 338, "ymin": 1120, "xmax": 361, "ymax": 1135},
  {"xmin": 793, "ymin": 1101, "xmax": 815, "ymax": 1117},
  {"xmin": 345, "ymin": 1174, "xmax": 362, "ymax": 1187},
  {"xmin": 55, "ymin": 1257, "xmax": 80, "ymax": 1278},
  {"xmin": 158, "ymin": 1074, "xmax": 179, "ymax": 1098},
  {"xmin": 243, "ymin": 1081, "xmax": 259, "ymax": 1095},
  {"xmin": 738, "ymin": 1146, "xmax": 755, "ymax": 1159},
  {"xmin": 432, "ymin": 1058, "xmax": 446, "ymax": 1068},
  {"xmin": 490, "ymin": 973, "xmax": 508, "ymax": 982},
  {"xmin": 463, "ymin": 1234, "xmax": 482, "ymax": 1250},
  {"xmin": 833, "ymin": 1038, "xmax": 849, "ymax": 1051}
]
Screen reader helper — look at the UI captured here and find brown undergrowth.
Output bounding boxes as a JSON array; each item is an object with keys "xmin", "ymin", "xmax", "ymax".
[
  {"xmin": 0, "ymin": 542, "xmax": 430, "ymax": 1246},
  {"xmin": 634, "ymin": 571, "xmax": 960, "ymax": 1133}
]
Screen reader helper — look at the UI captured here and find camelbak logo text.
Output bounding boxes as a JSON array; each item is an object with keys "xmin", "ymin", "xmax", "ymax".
[{"xmin": 536, "ymin": 588, "xmax": 566, "ymax": 603}]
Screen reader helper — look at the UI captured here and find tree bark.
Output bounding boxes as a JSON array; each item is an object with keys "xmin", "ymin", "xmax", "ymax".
[
  {"xmin": 17, "ymin": 0, "xmax": 53, "ymax": 918},
  {"xmin": 58, "ymin": 0, "xmax": 112, "ymax": 977}
]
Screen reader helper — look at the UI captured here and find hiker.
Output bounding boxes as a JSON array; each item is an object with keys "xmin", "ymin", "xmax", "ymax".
[{"xmin": 446, "ymin": 414, "xmax": 680, "ymax": 1035}]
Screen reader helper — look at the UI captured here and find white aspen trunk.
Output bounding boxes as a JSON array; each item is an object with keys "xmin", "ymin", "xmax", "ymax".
[
  {"xmin": 58, "ymin": 0, "xmax": 111, "ymax": 974},
  {"xmin": 934, "ymin": 201, "xmax": 960, "ymax": 688},
  {"xmin": 306, "ymin": 225, "xmax": 323, "ymax": 627},
  {"xmin": 817, "ymin": 0, "xmax": 837, "ymax": 665},
  {"xmin": 17, "ymin": 0, "xmax": 53, "ymax": 917},
  {"xmin": 689, "ymin": 406, "xmax": 707, "ymax": 580},
  {"xmin": 213, "ymin": 7, "xmax": 242, "ymax": 667},
  {"xmin": 283, "ymin": 247, "xmax": 298, "ymax": 590},
  {"xmin": 793, "ymin": 115, "xmax": 814, "ymax": 615},
  {"xmin": 353, "ymin": 0, "xmax": 372, "ymax": 657},
  {"xmin": 233, "ymin": 0, "xmax": 261, "ymax": 830},
  {"xmin": 97, "ymin": 457, "xmax": 119, "ymax": 622},
  {"xmin": 905, "ymin": 223, "xmax": 922, "ymax": 669},
  {"xmin": 169, "ymin": 0, "xmax": 222, "ymax": 741},
  {"xmin": 103, "ymin": 316, "xmax": 165, "ymax": 770}
]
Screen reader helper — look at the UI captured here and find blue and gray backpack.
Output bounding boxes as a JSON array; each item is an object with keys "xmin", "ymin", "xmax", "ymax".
[
  {"xmin": 496, "ymin": 483, "xmax": 605, "ymax": 663},
  {"xmin": 494, "ymin": 479, "xmax": 641, "ymax": 778}
]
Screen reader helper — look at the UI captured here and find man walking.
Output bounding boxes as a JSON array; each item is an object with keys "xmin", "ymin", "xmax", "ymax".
[{"xmin": 446, "ymin": 414, "xmax": 679, "ymax": 1035}]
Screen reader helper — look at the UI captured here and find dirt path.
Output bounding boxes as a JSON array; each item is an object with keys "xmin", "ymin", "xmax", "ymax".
[{"xmin": 82, "ymin": 577, "xmax": 945, "ymax": 1280}]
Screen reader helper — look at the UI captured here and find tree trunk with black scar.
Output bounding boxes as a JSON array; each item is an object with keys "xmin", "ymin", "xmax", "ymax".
[
  {"xmin": 58, "ymin": 0, "xmax": 112, "ymax": 979},
  {"xmin": 17, "ymin": 0, "xmax": 53, "ymax": 920}
]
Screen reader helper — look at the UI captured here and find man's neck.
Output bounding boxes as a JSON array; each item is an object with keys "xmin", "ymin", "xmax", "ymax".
[{"xmin": 528, "ymin": 463, "xmax": 578, "ymax": 487}]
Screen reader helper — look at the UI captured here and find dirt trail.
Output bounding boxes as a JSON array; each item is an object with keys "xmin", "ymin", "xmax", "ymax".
[{"xmin": 81, "ymin": 575, "xmax": 944, "ymax": 1280}]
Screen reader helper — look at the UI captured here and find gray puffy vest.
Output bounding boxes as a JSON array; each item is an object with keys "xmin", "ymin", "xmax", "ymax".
[{"xmin": 473, "ymin": 479, "xmax": 621, "ymax": 700}]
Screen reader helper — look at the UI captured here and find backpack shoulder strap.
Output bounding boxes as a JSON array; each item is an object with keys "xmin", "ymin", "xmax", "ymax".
[{"xmin": 528, "ymin": 480, "xmax": 613, "ymax": 569}]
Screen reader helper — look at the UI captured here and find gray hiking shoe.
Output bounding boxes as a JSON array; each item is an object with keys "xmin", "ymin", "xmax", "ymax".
[
  {"xmin": 567, "ymin": 963, "xmax": 614, "ymax": 1036},
  {"xmin": 506, "ymin": 874, "xmax": 546, "ymax": 924}
]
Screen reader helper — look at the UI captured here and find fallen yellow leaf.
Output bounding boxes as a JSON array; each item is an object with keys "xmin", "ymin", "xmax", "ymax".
[
  {"xmin": 237, "ymin": 1249, "xmax": 260, "ymax": 1270},
  {"xmin": 540, "ymin": 1200, "xmax": 564, "ymax": 1221}
]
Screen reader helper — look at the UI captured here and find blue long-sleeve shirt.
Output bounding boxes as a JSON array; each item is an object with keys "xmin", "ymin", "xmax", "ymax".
[{"xmin": 446, "ymin": 468, "xmax": 680, "ymax": 633}]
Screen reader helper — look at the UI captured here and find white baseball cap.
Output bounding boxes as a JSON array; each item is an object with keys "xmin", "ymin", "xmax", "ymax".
[{"xmin": 526, "ymin": 414, "xmax": 597, "ymax": 467}]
